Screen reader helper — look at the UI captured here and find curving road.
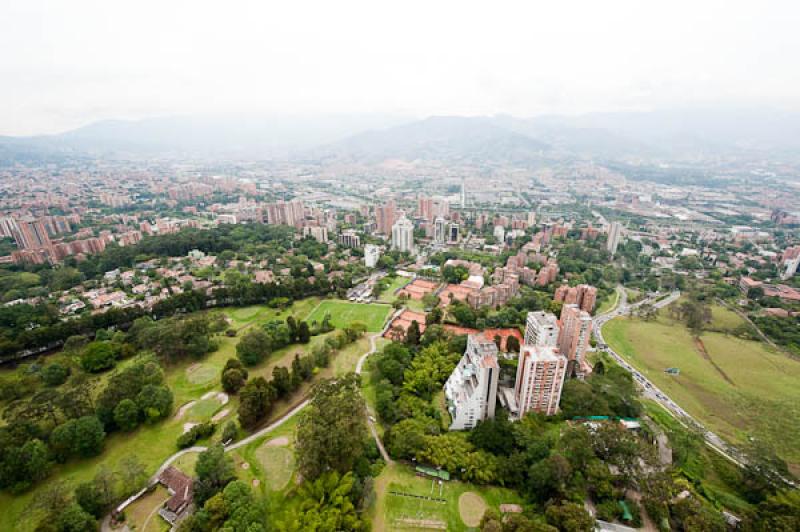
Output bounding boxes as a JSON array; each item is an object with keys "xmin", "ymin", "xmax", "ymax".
[{"xmin": 593, "ymin": 287, "xmax": 747, "ymax": 467}]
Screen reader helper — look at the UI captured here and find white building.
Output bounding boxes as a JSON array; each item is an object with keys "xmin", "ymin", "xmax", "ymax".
[
  {"xmin": 524, "ymin": 311, "xmax": 559, "ymax": 347},
  {"xmin": 493, "ymin": 225, "xmax": 505, "ymax": 243},
  {"xmin": 392, "ymin": 215, "xmax": 415, "ymax": 253},
  {"xmin": 444, "ymin": 335, "xmax": 500, "ymax": 430},
  {"xmin": 607, "ymin": 221, "xmax": 622, "ymax": 256},
  {"xmin": 514, "ymin": 345, "xmax": 567, "ymax": 417},
  {"xmin": 338, "ymin": 229, "xmax": 361, "ymax": 249},
  {"xmin": 364, "ymin": 244, "xmax": 381, "ymax": 268},
  {"xmin": 433, "ymin": 216, "xmax": 446, "ymax": 245},
  {"xmin": 782, "ymin": 254, "xmax": 800, "ymax": 280}
]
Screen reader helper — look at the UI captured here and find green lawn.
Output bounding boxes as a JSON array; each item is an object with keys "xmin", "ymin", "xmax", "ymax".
[
  {"xmin": 0, "ymin": 297, "xmax": 352, "ymax": 531},
  {"xmin": 603, "ymin": 306, "xmax": 800, "ymax": 467},
  {"xmin": 372, "ymin": 464, "xmax": 522, "ymax": 532},
  {"xmin": 306, "ymin": 300, "xmax": 392, "ymax": 332},
  {"xmin": 380, "ymin": 276, "xmax": 411, "ymax": 302},
  {"xmin": 595, "ymin": 289, "xmax": 619, "ymax": 315}
]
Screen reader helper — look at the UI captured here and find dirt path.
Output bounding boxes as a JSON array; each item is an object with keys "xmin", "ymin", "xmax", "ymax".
[{"xmin": 693, "ymin": 337, "xmax": 736, "ymax": 386}]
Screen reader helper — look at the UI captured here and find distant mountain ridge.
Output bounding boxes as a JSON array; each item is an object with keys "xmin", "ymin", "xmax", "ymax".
[{"xmin": 2, "ymin": 108, "xmax": 800, "ymax": 165}]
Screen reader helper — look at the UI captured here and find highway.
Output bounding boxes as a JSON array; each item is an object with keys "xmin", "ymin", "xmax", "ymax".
[{"xmin": 593, "ymin": 287, "xmax": 747, "ymax": 467}]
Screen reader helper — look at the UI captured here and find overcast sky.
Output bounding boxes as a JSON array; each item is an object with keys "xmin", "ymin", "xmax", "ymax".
[{"xmin": 2, "ymin": 0, "xmax": 799, "ymax": 135}]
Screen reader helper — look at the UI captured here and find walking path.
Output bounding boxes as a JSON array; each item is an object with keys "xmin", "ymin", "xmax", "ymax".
[{"xmin": 106, "ymin": 304, "xmax": 403, "ymax": 530}]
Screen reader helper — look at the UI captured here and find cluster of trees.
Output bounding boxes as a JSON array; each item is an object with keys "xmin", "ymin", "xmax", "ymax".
[
  {"xmin": 129, "ymin": 314, "xmax": 222, "ymax": 363},
  {"xmin": 445, "ymin": 289, "xmax": 558, "ymax": 330},
  {"xmin": 753, "ymin": 315, "xmax": 800, "ymax": 356},
  {"xmin": 235, "ymin": 323, "xmax": 367, "ymax": 430},
  {"xmin": 177, "ymin": 422, "xmax": 216, "ymax": 449},
  {"xmin": 235, "ymin": 314, "xmax": 332, "ymax": 367},
  {"xmin": 559, "ymin": 361, "xmax": 643, "ymax": 420},
  {"xmin": 29, "ymin": 455, "xmax": 149, "ymax": 531}
]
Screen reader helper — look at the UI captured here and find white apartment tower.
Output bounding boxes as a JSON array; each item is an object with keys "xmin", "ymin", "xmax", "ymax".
[
  {"xmin": 391, "ymin": 215, "xmax": 415, "ymax": 253},
  {"xmin": 444, "ymin": 335, "xmax": 500, "ymax": 430},
  {"xmin": 524, "ymin": 311, "xmax": 559, "ymax": 347},
  {"xmin": 514, "ymin": 345, "xmax": 568, "ymax": 417},
  {"xmin": 364, "ymin": 244, "xmax": 381, "ymax": 268},
  {"xmin": 607, "ymin": 221, "xmax": 622, "ymax": 256}
]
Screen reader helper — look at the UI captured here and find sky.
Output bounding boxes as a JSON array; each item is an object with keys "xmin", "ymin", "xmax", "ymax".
[{"xmin": 1, "ymin": 0, "xmax": 799, "ymax": 135}]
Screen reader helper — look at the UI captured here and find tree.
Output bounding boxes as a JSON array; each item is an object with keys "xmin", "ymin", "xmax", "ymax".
[
  {"xmin": 237, "ymin": 377, "xmax": 274, "ymax": 429},
  {"xmin": 80, "ymin": 341, "xmax": 118, "ymax": 373},
  {"xmin": 272, "ymin": 366, "xmax": 292, "ymax": 397},
  {"xmin": 295, "ymin": 374, "xmax": 368, "ymax": 480},
  {"xmin": 56, "ymin": 503, "xmax": 98, "ymax": 532},
  {"xmin": 545, "ymin": 502, "xmax": 594, "ymax": 532},
  {"xmin": 113, "ymin": 399, "xmax": 140, "ymax": 432},
  {"xmin": 221, "ymin": 368, "xmax": 247, "ymax": 394},
  {"xmin": 221, "ymin": 421, "xmax": 238, "ymax": 443},
  {"xmin": 41, "ymin": 363, "xmax": 70, "ymax": 387},
  {"xmin": 135, "ymin": 384, "xmax": 173, "ymax": 422},
  {"xmin": 283, "ymin": 471, "xmax": 365, "ymax": 531},
  {"xmin": 298, "ymin": 321, "xmax": 311, "ymax": 343},
  {"xmin": 405, "ymin": 320, "xmax": 421, "ymax": 346},
  {"xmin": 469, "ymin": 411, "xmax": 515, "ymax": 455},
  {"xmin": 236, "ymin": 329, "xmax": 271, "ymax": 366},
  {"xmin": 506, "ymin": 335, "xmax": 520, "ymax": 353},
  {"xmin": 194, "ymin": 444, "xmax": 236, "ymax": 505},
  {"xmin": 72, "ymin": 416, "xmax": 106, "ymax": 457}
]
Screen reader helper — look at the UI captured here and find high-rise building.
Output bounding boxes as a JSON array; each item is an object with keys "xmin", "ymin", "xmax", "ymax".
[
  {"xmin": 448, "ymin": 223, "xmax": 460, "ymax": 244},
  {"xmin": 514, "ymin": 345, "xmax": 567, "ymax": 416},
  {"xmin": 558, "ymin": 304, "xmax": 593, "ymax": 376},
  {"xmin": 527, "ymin": 211, "xmax": 536, "ymax": 227},
  {"xmin": 11, "ymin": 218, "xmax": 52, "ymax": 250},
  {"xmin": 461, "ymin": 179, "xmax": 466, "ymax": 208},
  {"xmin": 375, "ymin": 201, "xmax": 396, "ymax": 235},
  {"xmin": 364, "ymin": 244, "xmax": 381, "ymax": 268},
  {"xmin": 338, "ymin": 229, "xmax": 361, "ymax": 249},
  {"xmin": 302, "ymin": 225, "xmax": 328, "ymax": 242},
  {"xmin": 524, "ymin": 311, "xmax": 559, "ymax": 347},
  {"xmin": 433, "ymin": 216, "xmax": 446, "ymax": 245},
  {"xmin": 444, "ymin": 335, "xmax": 500, "ymax": 430},
  {"xmin": 391, "ymin": 215, "xmax": 414, "ymax": 253},
  {"xmin": 418, "ymin": 197, "xmax": 434, "ymax": 221},
  {"xmin": 493, "ymin": 225, "xmax": 505, "ymax": 243},
  {"xmin": 554, "ymin": 284, "xmax": 597, "ymax": 313},
  {"xmin": 607, "ymin": 221, "xmax": 622, "ymax": 256}
]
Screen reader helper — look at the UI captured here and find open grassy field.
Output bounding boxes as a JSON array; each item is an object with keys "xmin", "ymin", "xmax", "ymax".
[
  {"xmin": 603, "ymin": 303, "xmax": 800, "ymax": 467},
  {"xmin": 371, "ymin": 464, "xmax": 523, "ymax": 532},
  {"xmin": 380, "ymin": 275, "xmax": 411, "ymax": 302},
  {"xmin": 0, "ymin": 297, "xmax": 353, "ymax": 531},
  {"xmin": 306, "ymin": 300, "xmax": 392, "ymax": 332},
  {"xmin": 124, "ymin": 485, "xmax": 171, "ymax": 531}
]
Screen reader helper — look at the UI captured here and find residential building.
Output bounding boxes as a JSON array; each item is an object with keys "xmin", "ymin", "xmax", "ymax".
[
  {"xmin": 11, "ymin": 217, "xmax": 52, "ymax": 250},
  {"xmin": 375, "ymin": 201, "xmax": 396, "ymax": 235},
  {"xmin": 391, "ymin": 215, "xmax": 414, "ymax": 253},
  {"xmin": 524, "ymin": 311, "xmax": 559, "ymax": 347},
  {"xmin": 303, "ymin": 225, "xmax": 329, "ymax": 242},
  {"xmin": 444, "ymin": 335, "xmax": 500, "ymax": 430},
  {"xmin": 364, "ymin": 244, "xmax": 381, "ymax": 268},
  {"xmin": 338, "ymin": 229, "xmax": 361, "ymax": 249},
  {"xmin": 558, "ymin": 304, "xmax": 593, "ymax": 376},
  {"xmin": 513, "ymin": 345, "xmax": 568, "ymax": 417},
  {"xmin": 434, "ymin": 216, "xmax": 446, "ymax": 245}
]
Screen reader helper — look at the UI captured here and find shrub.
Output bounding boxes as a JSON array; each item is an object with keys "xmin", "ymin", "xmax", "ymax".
[{"xmin": 177, "ymin": 422, "xmax": 216, "ymax": 449}]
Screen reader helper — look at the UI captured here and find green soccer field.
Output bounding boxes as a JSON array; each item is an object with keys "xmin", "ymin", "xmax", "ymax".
[{"xmin": 306, "ymin": 300, "xmax": 392, "ymax": 332}]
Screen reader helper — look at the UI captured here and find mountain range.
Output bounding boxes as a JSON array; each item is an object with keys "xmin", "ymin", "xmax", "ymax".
[{"xmin": 2, "ymin": 108, "xmax": 799, "ymax": 165}]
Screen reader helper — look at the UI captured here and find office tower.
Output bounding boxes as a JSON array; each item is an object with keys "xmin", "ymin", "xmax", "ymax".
[
  {"xmin": 444, "ymin": 335, "xmax": 500, "ymax": 430},
  {"xmin": 375, "ymin": 200, "xmax": 396, "ymax": 235},
  {"xmin": 11, "ymin": 218, "xmax": 52, "ymax": 250},
  {"xmin": 391, "ymin": 215, "xmax": 414, "ymax": 253},
  {"xmin": 514, "ymin": 345, "xmax": 568, "ymax": 416},
  {"xmin": 607, "ymin": 221, "xmax": 622, "ymax": 256},
  {"xmin": 338, "ymin": 229, "xmax": 361, "ymax": 249},
  {"xmin": 558, "ymin": 304, "xmax": 593, "ymax": 376},
  {"xmin": 524, "ymin": 311, "xmax": 559, "ymax": 347},
  {"xmin": 433, "ymin": 216, "xmax": 446, "ymax": 245},
  {"xmin": 448, "ymin": 223, "xmax": 460, "ymax": 243},
  {"xmin": 364, "ymin": 244, "xmax": 381, "ymax": 268}
]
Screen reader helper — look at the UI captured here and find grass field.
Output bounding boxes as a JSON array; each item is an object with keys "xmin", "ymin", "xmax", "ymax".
[
  {"xmin": 255, "ymin": 443, "xmax": 295, "ymax": 491},
  {"xmin": 306, "ymin": 300, "xmax": 392, "ymax": 332},
  {"xmin": 380, "ymin": 276, "xmax": 411, "ymax": 302},
  {"xmin": 0, "ymin": 297, "xmax": 347, "ymax": 531},
  {"xmin": 372, "ymin": 464, "xmax": 522, "ymax": 532},
  {"xmin": 124, "ymin": 485, "xmax": 170, "ymax": 531},
  {"xmin": 603, "ymin": 304, "xmax": 800, "ymax": 467}
]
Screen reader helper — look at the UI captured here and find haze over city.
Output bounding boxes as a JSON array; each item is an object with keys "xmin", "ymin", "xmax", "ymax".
[{"xmin": 2, "ymin": 0, "xmax": 800, "ymax": 135}]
